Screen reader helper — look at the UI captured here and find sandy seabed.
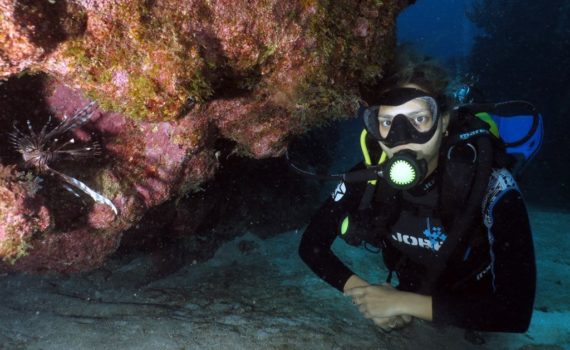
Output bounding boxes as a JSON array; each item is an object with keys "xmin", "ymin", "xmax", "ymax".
[{"xmin": 0, "ymin": 207, "xmax": 568, "ymax": 350}]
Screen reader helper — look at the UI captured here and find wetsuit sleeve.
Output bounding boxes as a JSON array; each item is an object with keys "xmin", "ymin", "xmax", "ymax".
[
  {"xmin": 432, "ymin": 189, "xmax": 536, "ymax": 332},
  {"xmin": 298, "ymin": 174, "xmax": 365, "ymax": 292}
]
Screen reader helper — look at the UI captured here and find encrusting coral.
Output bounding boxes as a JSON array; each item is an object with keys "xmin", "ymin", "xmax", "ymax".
[{"xmin": 0, "ymin": 0, "xmax": 413, "ymax": 272}]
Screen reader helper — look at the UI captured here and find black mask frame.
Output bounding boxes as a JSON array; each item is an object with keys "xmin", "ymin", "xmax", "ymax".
[{"xmin": 362, "ymin": 88, "xmax": 441, "ymax": 148}]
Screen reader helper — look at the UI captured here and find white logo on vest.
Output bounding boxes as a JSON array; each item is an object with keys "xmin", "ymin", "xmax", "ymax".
[
  {"xmin": 332, "ymin": 182, "xmax": 346, "ymax": 202},
  {"xmin": 391, "ymin": 218, "xmax": 447, "ymax": 251}
]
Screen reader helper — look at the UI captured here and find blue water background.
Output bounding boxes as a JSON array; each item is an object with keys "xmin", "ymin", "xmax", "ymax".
[{"xmin": 397, "ymin": 0, "xmax": 477, "ymax": 62}]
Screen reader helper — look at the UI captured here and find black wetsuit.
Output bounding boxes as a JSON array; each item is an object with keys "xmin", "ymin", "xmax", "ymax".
[{"xmin": 298, "ymin": 165, "xmax": 536, "ymax": 333}]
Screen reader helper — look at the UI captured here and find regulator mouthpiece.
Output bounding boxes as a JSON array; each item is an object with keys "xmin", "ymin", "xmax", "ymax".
[{"xmin": 383, "ymin": 151, "xmax": 427, "ymax": 190}]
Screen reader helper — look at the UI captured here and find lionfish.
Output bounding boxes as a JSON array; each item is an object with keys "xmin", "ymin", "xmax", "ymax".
[{"xmin": 9, "ymin": 102, "xmax": 118, "ymax": 215}]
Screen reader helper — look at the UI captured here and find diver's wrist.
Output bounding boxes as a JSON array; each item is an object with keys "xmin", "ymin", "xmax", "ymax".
[{"xmin": 397, "ymin": 292, "xmax": 433, "ymax": 321}]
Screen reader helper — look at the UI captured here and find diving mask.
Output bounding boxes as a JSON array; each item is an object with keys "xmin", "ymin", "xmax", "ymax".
[{"xmin": 363, "ymin": 88, "xmax": 440, "ymax": 148}]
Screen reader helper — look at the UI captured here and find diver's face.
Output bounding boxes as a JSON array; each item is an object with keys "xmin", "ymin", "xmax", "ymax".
[{"xmin": 377, "ymin": 99, "xmax": 449, "ymax": 175}]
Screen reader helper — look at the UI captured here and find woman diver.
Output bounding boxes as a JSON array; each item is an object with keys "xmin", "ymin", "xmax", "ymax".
[{"xmin": 297, "ymin": 51, "xmax": 536, "ymax": 333}]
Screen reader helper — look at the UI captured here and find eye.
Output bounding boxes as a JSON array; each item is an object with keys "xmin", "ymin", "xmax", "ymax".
[
  {"xmin": 413, "ymin": 115, "xmax": 429, "ymax": 125},
  {"xmin": 380, "ymin": 119, "xmax": 392, "ymax": 128}
]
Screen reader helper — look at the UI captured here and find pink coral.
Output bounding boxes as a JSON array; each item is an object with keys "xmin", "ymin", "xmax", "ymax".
[{"xmin": 0, "ymin": 0, "xmax": 414, "ymax": 272}]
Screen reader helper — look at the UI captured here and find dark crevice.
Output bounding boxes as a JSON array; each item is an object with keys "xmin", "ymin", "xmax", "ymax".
[
  {"xmin": 208, "ymin": 71, "xmax": 262, "ymax": 100},
  {"xmin": 0, "ymin": 73, "xmax": 51, "ymax": 166}
]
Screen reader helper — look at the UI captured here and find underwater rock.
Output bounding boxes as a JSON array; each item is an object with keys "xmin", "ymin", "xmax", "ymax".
[
  {"xmin": 0, "ymin": 79, "xmax": 217, "ymax": 272},
  {"xmin": 1, "ymin": 0, "xmax": 410, "ymax": 154},
  {"xmin": 0, "ymin": 0, "xmax": 413, "ymax": 272},
  {"xmin": 0, "ymin": 165, "xmax": 50, "ymax": 264},
  {"xmin": 0, "ymin": 0, "xmax": 87, "ymax": 78}
]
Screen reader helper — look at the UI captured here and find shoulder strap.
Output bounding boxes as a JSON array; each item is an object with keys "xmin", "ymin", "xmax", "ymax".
[{"xmin": 420, "ymin": 125, "xmax": 496, "ymax": 292}]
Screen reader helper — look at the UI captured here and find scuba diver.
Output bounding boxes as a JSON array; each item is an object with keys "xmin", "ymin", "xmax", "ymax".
[{"xmin": 297, "ymin": 51, "xmax": 537, "ymax": 333}]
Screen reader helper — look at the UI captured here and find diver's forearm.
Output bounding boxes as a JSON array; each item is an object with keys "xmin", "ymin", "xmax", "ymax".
[{"xmin": 397, "ymin": 292, "xmax": 433, "ymax": 321}]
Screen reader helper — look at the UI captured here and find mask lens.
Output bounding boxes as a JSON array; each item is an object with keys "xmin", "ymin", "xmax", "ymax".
[{"xmin": 377, "ymin": 96, "xmax": 438, "ymax": 138}]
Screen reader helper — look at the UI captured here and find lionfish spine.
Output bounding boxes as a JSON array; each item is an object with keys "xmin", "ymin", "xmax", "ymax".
[
  {"xmin": 51, "ymin": 168, "xmax": 118, "ymax": 215},
  {"xmin": 9, "ymin": 101, "xmax": 101, "ymax": 170},
  {"xmin": 53, "ymin": 140, "xmax": 102, "ymax": 158},
  {"xmin": 45, "ymin": 101, "xmax": 98, "ymax": 140}
]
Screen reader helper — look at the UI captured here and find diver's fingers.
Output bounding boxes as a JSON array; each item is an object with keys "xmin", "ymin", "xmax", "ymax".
[
  {"xmin": 344, "ymin": 287, "xmax": 368, "ymax": 297},
  {"xmin": 374, "ymin": 316, "xmax": 411, "ymax": 331},
  {"xmin": 391, "ymin": 315, "xmax": 413, "ymax": 330},
  {"xmin": 372, "ymin": 317, "xmax": 394, "ymax": 332},
  {"xmin": 358, "ymin": 304, "xmax": 374, "ymax": 319},
  {"xmin": 390, "ymin": 316, "xmax": 406, "ymax": 329}
]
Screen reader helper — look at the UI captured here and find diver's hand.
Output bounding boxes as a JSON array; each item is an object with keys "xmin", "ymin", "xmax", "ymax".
[
  {"xmin": 345, "ymin": 283, "xmax": 433, "ymax": 322},
  {"xmin": 372, "ymin": 315, "xmax": 413, "ymax": 332},
  {"xmin": 342, "ymin": 274, "xmax": 370, "ymax": 291},
  {"xmin": 345, "ymin": 283, "xmax": 403, "ymax": 319},
  {"xmin": 344, "ymin": 279, "xmax": 413, "ymax": 331}
]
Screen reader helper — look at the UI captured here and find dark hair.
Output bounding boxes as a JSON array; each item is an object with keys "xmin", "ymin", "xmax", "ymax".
[{"xmin": 363, "ymin": 47, "xmax": 452, "ymax": 109}]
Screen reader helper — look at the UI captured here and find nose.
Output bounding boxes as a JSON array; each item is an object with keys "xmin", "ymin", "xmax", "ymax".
[{"xmin": 387, "ymin": 114, "xmax": 412, "ymax": 143}]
